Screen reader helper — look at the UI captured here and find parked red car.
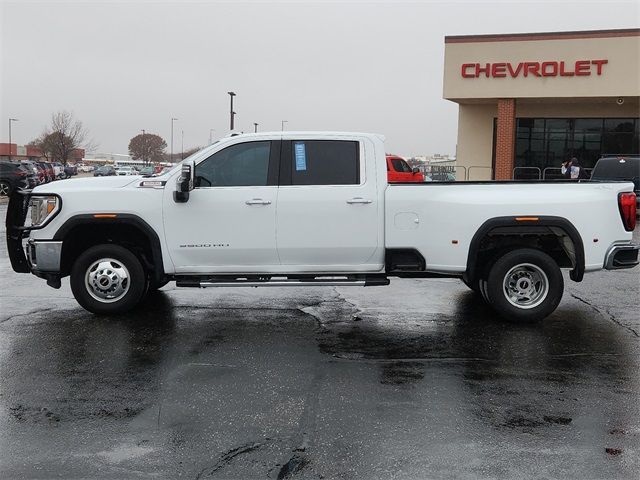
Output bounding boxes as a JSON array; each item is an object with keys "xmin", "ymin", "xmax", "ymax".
[
  {"xmin": 386, "ymin": 155, "xmax": 424, "ymax": 183},
  {"xmin": 37, "ymin": 162, "xmax": 55, "ymax": 183}
]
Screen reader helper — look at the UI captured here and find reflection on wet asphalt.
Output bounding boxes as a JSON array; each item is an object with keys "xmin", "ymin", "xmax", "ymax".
[{"xmin": 0, "ymin": 203, "xmax": 638, "ymax": 479}]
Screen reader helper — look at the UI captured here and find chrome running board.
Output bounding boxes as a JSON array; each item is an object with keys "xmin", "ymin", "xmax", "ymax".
[{"xmin": 175, "ymin": 275, "xmax": 389, "ymax": 288}]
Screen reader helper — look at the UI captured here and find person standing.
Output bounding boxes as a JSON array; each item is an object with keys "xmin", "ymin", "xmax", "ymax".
[{"xmin": 561, "ymin": 157, "xmax": 587, "ymax": 179}]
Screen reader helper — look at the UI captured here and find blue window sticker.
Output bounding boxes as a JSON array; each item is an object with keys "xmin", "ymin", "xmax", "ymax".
[{"xmin": 294, "ymin": 142, "xmax": 307, "ymax": 171}]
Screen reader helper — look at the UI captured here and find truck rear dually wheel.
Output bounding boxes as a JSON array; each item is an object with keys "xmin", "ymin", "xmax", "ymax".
[
  {"xmin": 70, "ymin": 244, "xmax": 147, "ymax": 315},
  {"xmin": 485, "ymin": 248, "xmax": 563, "ymax": 323}
]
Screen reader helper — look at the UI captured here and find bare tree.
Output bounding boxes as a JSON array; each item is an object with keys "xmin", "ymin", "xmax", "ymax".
[{"xmin": 31, "ymin": 111, "xmax": 95, "ymax": 164}]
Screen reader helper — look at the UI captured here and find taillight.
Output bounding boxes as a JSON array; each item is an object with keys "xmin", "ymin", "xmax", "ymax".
[{"xmin": 618, "ymin": 192, "xmax": 637, "ymax": 231}]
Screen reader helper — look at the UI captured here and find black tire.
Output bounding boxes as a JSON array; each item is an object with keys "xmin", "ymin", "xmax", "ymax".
[
  {"xmin": 485, "ymin": 248, "xmax": 563, "ymax": 323},
  {"xmin": 0, "ymin": 180, "xmax": 11, "ymax": 197},
  {"xmin": 479, "ymin": 278, "xmax": 490, "ymax": 303},
  {"xmin": 144, "ymin": 276, "xmax": 169, "ymax": 296},
  {"xmin": 149, "ymin": 279, "xmax": 169, "ymax": 291},
  {"xmin": 70, "ymin": 244, "xmax": 147, "ymax": 315},
  {"xmin": 462, "ymin": 277, "xmax": 480, "ymax": 293}
]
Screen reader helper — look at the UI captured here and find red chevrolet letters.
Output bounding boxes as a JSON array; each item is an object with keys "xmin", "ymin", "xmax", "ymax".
[{"xmin": 461, "ymin": 59, "xmax": 608, "ymax": 78}]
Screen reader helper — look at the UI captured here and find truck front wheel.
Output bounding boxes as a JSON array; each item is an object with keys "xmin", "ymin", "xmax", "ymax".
[
  {"xmin": 70, "ymin": 244, "xmax": 147, "ymax": 315},
  {"xmin": 485, "ymin": 248, "xmax": 563, "ymax": 323}
]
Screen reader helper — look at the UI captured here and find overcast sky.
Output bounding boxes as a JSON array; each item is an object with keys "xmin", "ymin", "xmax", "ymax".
[{"xmin": 1, "ymin": 0, "xmax": 638, "ymax": 157}]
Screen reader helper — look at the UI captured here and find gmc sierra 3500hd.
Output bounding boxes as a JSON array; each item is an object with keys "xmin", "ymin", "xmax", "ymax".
[{"xmin": 6, "ymin": 132, "xmax": 639, "ymax": 322}]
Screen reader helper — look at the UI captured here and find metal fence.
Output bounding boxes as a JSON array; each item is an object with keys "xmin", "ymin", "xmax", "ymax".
[
  {"xmin": 467, "ymin": 166, "xmax": 493, "ymax": 181},
  {"xmin": 541, "ymin": 167, "xmax": 593, "ymax": 180},
  {"xmin": 413, "ymin": 164, "xmax": 592, "ymax": 182},
  {"xmin": 512, "ymin": 167, "xmax": 541, "ymax": 180}
]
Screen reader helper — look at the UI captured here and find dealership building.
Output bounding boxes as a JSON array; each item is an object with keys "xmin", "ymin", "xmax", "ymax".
[{"xmin": 443, "ymin": 28, "xmax": 640, "ymax": 180}]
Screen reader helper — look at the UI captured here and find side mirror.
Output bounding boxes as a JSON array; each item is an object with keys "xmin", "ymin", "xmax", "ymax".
[
  {"xmin": 173, "ymin": 161, "xmax": 195, "ymax": 203},
  {"xmin": 412, "ymin": 167, "xmax": 421, "ymax": 174}
]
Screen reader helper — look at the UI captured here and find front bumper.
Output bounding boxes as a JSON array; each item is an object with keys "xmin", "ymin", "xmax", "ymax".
[
  {"xmin": 6, "ymin": 190, "xmax": 64, "ymax": 288},
  {"xmin": 26, "ymin": 239, "xmax": 63, "ymax": 272},
  {"xmin": 604, "ymin": 243, "xmax": 640, "ymax": 270},
  {"xmin": 6, "ymin": 189, "xmax": 31, "ymax": 273},
  {"xmin": 6, "ymin": 188, "xmax": 61, "ymax": 271}
]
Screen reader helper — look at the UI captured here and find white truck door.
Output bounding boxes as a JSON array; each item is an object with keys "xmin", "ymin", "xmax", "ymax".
[
  {"xmin": 163, "ymin": 140, "xmax": 280, "ymax": 273},
  {"xmin": 276, "ymin": 138, "xmax": 381, "ymax": 271}
]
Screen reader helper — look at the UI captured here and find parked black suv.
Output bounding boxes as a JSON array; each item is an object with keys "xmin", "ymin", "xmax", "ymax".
[
  {"xmin": 591, "ymin": 156, "xmax": 640, "ymax": 218},
  {"xmin": 0, "ymin": 161, "xmax": 33, "ymax": 196}
]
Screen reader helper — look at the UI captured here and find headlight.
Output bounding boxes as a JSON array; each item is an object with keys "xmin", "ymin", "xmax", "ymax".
[{"xmin": 27, "ymin": 195, "xmax": 60, "ymax": 228}]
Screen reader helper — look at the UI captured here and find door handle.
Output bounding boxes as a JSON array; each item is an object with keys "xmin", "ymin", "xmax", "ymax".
[
  {"xmin": 346, "ymin": 197, "xmax": 372, "ymax": 204},
  {"xmin": 245, "ymin": 198, "xmax": 272, "ymax": 205}
]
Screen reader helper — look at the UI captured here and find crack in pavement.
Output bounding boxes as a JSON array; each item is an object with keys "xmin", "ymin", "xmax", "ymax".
[
  {"xmin": 570, "ymin": 293, "xmax": 639, "ymax": 338},
  {"xmin": 194, "ymin": 441, "xmax": 266, "ymax": 479},
  {"xmin": 331, "ymin": 286, "xmax": 364, "ymax": 318},
  {"xmin": 0, "ymin": 307, "xmax": 55, "ymax": 324},
  {"xmin": 190, "ymin": 295, "xmax": 336, "ymax": 479},
  {"xmin": 276, "ymin": 454, "xmax": 308, "ymax": 480},
  {"xmin": 174, "ymin": 304, "xmax": 298, "ymax": 313},
  {"xmin": 296, "ymin": 287, "xmax": 361, "ymax": 329}
]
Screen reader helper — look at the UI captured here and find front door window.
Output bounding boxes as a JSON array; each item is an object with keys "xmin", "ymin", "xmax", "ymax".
[{"xmin": 195, "ymin": 141, "xmax": 271, "ymax": 187}]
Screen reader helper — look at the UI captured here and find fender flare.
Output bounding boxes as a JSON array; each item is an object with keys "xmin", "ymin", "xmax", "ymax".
[
  {"xmin": 53, "ymin": 214, "xmax": 165, "ymax": 283},
  {"xmin": 466, "ymin": 216, "xmax": 585, "ymax": 283}
]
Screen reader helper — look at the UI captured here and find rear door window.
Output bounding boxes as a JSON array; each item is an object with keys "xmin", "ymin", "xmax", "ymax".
[{"xmin": 289, "ymin": 140, "xmax": 359, "ymax": 185}]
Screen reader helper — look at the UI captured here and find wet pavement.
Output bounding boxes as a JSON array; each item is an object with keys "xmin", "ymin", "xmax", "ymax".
[{"xmin": 0, "ymin": 202, "xmax": 639, "ymax": 479}]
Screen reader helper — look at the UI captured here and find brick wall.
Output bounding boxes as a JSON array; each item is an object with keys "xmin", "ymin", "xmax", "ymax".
[
  {"xmin": 26, "ymin": 146, "xmax": 43, "ymax": 157},
  {"xmin": 494, "ymin": 99, "xmax": 516, "ymax": 180},
  {"xmin": 0, "ymin": 143, "xmax": 16, "ymax": 156}
]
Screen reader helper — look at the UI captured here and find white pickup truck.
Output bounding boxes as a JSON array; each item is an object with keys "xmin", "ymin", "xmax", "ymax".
[{"xmin": 6, "ymin": 132, "xmax": 639, "ymax": 322}]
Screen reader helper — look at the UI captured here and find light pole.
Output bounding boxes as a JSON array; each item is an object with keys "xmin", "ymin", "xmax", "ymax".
[
  {"xmin": 228, "ymin": 92, "xmax": 236, "ymax": 130},
  {"xmin": 209, "ymin": 129, "xmax": 215, "ymax": 144},
  {"xmin": 141, "ymin": 129, "xmax": 146, "ymax": 165},
  {"xmin": 170, "ymin": 117, "xmax": 178, "ymax": 163},
  {"xmin": 254, "ymin": 123, "xmax": 258, "ymax": 133},
  {"xmin": 281, "ymin": 120, "xmax": 288, "ymax": 131},
  {"xmin": 8, "ymin": 118, "xmax": 18, "ymax": 160},
  {"xmin": 181, "ymin": 130, "xmax": 184, "ymax": 160}
]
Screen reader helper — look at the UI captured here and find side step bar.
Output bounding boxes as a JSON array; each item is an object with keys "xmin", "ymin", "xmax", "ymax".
[{"xmin": 176, "ymin": 275, "xmax": 390, "ymax": 288}]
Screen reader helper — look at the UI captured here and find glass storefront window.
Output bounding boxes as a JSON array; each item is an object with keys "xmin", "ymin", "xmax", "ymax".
[
  {"xmin": 513, "ymin": 117, "xmax": 639, "ymax": 179},
  {"xmin": 603, "ymin": 119, "xmax": 636, "ymax": 155},
  {"xmin": 573, "ymin": 119, "xmax": 603, "ymax": 167},
  {"xmin": 545, "ymin": 119, "xmax": 571, "ymax": 166}
]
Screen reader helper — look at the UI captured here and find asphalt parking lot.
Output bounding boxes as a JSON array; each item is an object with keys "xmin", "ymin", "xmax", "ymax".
[{"xmin": 0, "ymin": 202, "xmax": 638, "ymax": 479}]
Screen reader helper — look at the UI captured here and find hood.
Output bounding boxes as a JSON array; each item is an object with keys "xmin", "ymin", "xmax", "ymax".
[{"xmin": 32, "ymin": 175, "xmax": 141, "ymax": 194}]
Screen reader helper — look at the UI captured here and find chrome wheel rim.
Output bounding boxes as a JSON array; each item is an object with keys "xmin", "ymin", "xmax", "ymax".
[
  {"xmin": 0, "ymin": 182, "xmax": 9, "ymax": 196},
  {"xmin": 85, "ymin": 258, "xmax": 130, "ymax": 303},
  {"xmin": 502, "ymin": 263, "xmax": 549, "ymax": 309}
]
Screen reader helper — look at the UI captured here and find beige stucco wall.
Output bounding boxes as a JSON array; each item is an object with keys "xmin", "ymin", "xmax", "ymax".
[
  {"xmin": 444, "ymin": 35, "xmax": 640, "ymax": 100},
  {"xmin": 456, "ymin": 104, "xmax": 496, "ymax": 180},
  {"xmin": 456, "ymin": 98, "xmax": 640, "ymax": 178}
]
